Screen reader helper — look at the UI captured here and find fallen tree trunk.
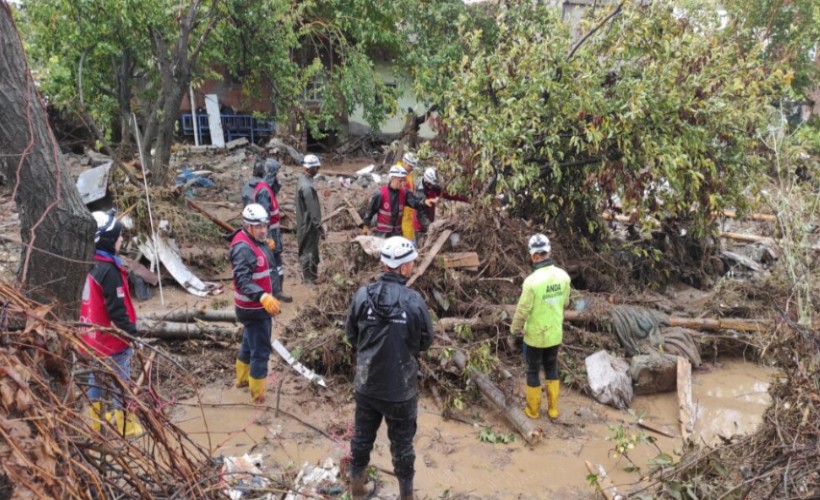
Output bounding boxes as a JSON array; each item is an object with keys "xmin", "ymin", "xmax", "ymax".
[
  {"xmin": 186, "ymin": 199, "xmax": 234, "ymax": 233},
  {"xmin": 450, "ymin": 349, "xmax": 542, "ymax": 446},
  {"xmin": 141, "ymin": 309, "xmax": 237, "ymax": 322},
  {"xmin": 500, "ymin": 306, "xmax": 770, "ymax": 333},
  {"xmin": 137, "ymin": 319, "xmax": 241, "ymax": 340}
]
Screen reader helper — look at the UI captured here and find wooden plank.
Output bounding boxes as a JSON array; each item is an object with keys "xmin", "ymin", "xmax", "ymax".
[
  {"xmin": 347, "ymin": 208, "xmax": 364, "ymax": 227},
  {"xmin": 439, "ymin": 252, "xmax": 480, "ymax": 269},
  {"xmin": 321, "ymin": 206, "xmax": 345, "ymax": 224},
  {"xmin": 720, "ymin": 231, "xmax": 776, "ymax": 245},
  {"xmin": 407, "ymin": 229, "xmax": 453, "ymax": 287},
  {"xmin": 677, "ymin": 356, "xmax": 694, "ymax": 440},
  {"xmin": 584, "ymin": 461, "xmax": 617, "ymax": 500}
]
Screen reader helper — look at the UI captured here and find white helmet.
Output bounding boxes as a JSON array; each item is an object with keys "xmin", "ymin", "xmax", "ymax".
[
  {"xmin": 423, "ymin": 167, "xmax": 437, "ymax": 185},
  {"xmin": 402, "ymin": 152, "xmax": 418, "ymax": 169},
  {"xmin": 303, "ymin": 154, "xmax": 321, "ymax": 169},
  {"xmin": 381, "ymin": 236, "xmax": 418, "ymax": 268},
  {"xmin": 528, "ymin": 233, "xmax": 551, "ymax": 255},
  {"xmin": 91, "ymin": 210, "xmax": 121, "ymax": 243},
  {"xmin": 388, "ymin": 165, "xmax": 407, "ymax": 179},
  {"xmin": 242, "ymin": 203, "xmax": 268, "ymax": 226}
]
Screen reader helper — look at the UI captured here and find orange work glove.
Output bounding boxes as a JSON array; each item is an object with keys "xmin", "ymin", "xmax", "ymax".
[
  {"xmin": 361, "ymin": 225, "xmax": 370, "ymax": 235},
  {"xmin": 266, "ymin": 238, "xmax": 276, "ymax": 251},
  {"xmin": 259, "ymin": 293, "xmax": 281, "ymax": 316}
]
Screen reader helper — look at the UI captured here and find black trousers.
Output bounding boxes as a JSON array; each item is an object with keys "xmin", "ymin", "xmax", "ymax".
[
  {"xmin": 237, "ymin": 317, "xmax": 272, "ymax": 379},
  {"xmin": 350, "ymin": 392, "xmax": 418, "ymax": 482},
  {"xmin": 525, "ymin": 344, "xmax": 560, "ymax": 387}
]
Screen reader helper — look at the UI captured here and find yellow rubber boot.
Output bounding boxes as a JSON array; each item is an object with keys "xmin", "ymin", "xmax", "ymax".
[
  {"xmin": 113, "ymin": 410, "xmax": 145, "ymax": 438},
  {"xmin": 236, "ymin": 359, "xmax": 250, "ymax": 388},
  {"xmin": 545, "ymin": 380, "xmax": 560, "ymax": 419},
  {"xmin": 524, "ymin": 385, "xmax": 541, "ymax": 419},
  {"xmin": 249, "ymin": 377, "xmax": 266, "ymax": 403},
  {"xmin": 88, "ymin": 402, "xmax": 103, "ymax": 432}
]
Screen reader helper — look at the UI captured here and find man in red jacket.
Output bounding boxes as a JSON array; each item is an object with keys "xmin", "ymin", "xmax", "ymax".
[{"xmin": 79, "ymin": 210, "xmax": 144, "ymax": 438}]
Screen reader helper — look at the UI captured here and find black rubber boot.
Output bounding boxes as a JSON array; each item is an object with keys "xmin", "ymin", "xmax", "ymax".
[
  {"xmin": 275, "ymin": 274, "xmax": 293, "ymax": 302},
  {"xmin": 399, "ymin": 477, "xmax": 414, "ymax": 500},
  {"xmin": 349, "ymin": 470, "xmax": 367, "ymax": 500}
]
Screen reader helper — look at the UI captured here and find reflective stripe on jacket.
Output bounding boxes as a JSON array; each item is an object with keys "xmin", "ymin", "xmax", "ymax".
[
  {"xmin": 79, "ymin": 254, "xmax": 135, "ymax": 357},
  {"xmin": 253, "ymin": 181, "xmax": 281, "ymax": 228},
  {"xmin": 510, "ymin": 262, "xmax": 571, "ymax": 348},
  {"xmin": 376, "ymin": 185, "xmax": 405, "ymax": 235},
  {"xmin": 231, "ymin": 230, "xmax": 272, "ymax": 309}
]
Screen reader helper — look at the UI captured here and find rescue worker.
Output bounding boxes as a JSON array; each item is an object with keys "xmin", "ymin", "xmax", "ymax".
[
  {"xmin": 345, "ymin": 236, "xmax": 434, "ymax": 500},
  {"xmin": 509, "ymin": 234, "xmax": 571, "ymax": 420},
  {"xmin": 229, "ymin": 204, "xmax": 282, "ymax": 403},
  {"xmin": 414, "ymin": 166, "xmax": 468, "ymax": 233},
  {"xmin": 398, "ymin": 152, "xmax": 419, "ymax": 244},
  {"xmin": 242, "ymin": 158, "xmax": 292, "ymax": 302},
  {"xmin": 360, "ymin": 165, "xmax": 435, "ymax": 238},
  {"xmin": 295, "ymin": 154, "xmax": 324, "ymax": 286},
  {"xmin": 80, "ymin": 210, "xmax": 144, "ymax": 438}
]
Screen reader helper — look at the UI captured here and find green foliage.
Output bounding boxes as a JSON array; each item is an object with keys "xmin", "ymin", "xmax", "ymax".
[
  {"xmin": 436, "ymin": 0, "xmax": 789, "ymax": 241},
  {"xmin": 477, "ymin": 426, "xmax": 515, "ymax": 444}
]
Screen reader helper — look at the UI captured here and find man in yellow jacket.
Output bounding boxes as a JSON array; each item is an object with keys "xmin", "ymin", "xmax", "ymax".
[{"xmin": 510, "ymin": 234, "xmax": 571, "ymax": 419}]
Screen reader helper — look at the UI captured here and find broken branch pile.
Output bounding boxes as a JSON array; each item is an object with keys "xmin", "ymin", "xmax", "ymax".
[{"xmin": 0, "ymin": 282, "xmax": 220, "ymax": 498}]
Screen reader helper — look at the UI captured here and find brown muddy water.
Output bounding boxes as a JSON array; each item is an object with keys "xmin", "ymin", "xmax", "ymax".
[{"xmin": 172, "ymin": 358, "xmax": 773, "ymax": 499}]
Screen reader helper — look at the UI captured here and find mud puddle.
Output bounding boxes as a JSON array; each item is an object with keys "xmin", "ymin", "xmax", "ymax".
[{"xmin": 172, "ymin": 358, "xmax": 773, "ymax": 498}]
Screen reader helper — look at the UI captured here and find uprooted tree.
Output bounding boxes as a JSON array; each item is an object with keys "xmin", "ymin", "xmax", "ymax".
[
  {"xmin": 0, "ymin": 1, "xmax": 94, "ymax": 312},
  {"xmin": 434, "ymin": 0, "xmax": 789, "ymax": 243}
]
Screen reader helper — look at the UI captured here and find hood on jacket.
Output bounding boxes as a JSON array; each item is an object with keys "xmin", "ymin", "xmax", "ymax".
[{"xmin": 365, "ymin": 273, "xmax": 407, "ymax": 320}]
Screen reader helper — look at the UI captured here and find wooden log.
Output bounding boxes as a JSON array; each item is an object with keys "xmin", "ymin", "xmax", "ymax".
[
  {"xmin": 407, "ymin": 230, "xmax": 453, "ymax": 287},
  {"xmin": 435, "ymin": 316, "xmax": 485, "ymax": 333},
  {"xmin": 186, "ymin": 199, "xmax": 235, "ymax": 233},
  {"xmin": 720, "ymin": 231, "xmax": 776, "ymax": 245},
  {"xmin": 500, "ymin": 305, "xmax": 771, "ymax": 333},
  {"xmin": 677, "ymin": 356, "xmax": 694, "ymax": 440},
  {"xmin": 141, "ymin": 309, "xmax": 237, "ymax": 322},
  {"xmin": 438, "ymin": 252, "xmax": 480, "ymax": 269},
  {"xmin": 137, "ymin": 319, "xmax": 241, "ymax": 340},
  {"xmin": 450, "ymin": 349, "xmax": 542, "ymax": 445},
  {"xmin": 636, "ymin": 420, "xmax": 676, "ymax": 439},
  {"xmin": 717, "ymin": 209, "xmax": 777, "ymax": 223}
]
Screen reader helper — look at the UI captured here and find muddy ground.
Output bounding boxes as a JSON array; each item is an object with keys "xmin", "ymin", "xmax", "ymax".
[{"xmin": 0, "ymin": 145, "xmax": 784, "ymax": 498}]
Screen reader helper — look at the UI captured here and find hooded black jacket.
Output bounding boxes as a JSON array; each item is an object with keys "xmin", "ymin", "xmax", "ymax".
[{"xmin": 345, "ymin": 272, "xmax": 434, "ymax": 402}]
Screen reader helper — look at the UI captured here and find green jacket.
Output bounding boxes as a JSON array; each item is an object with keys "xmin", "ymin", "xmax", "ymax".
[{"xmin": 510, "ymin": 260, "xmax": 571, "ymax": 348}]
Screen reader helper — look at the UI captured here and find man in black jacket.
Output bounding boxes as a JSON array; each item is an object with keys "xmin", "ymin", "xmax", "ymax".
[{"xmin": 345, "ymin": 236, "xmax": 434, "ymax": 500}]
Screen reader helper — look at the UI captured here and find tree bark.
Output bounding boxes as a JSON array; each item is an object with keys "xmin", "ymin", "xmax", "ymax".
[{"xmin": 0, "ymin": 3, "xmax": 95, "ymax": 314}]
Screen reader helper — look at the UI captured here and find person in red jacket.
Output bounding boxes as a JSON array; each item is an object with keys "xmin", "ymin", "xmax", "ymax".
[
  {"xmin": 79, "ymin": 210, "xmax": 144, "ymax": 438},
  {"xmin": 414, "ymin": 167, "xmax": 468, "ymax": 238},
  {"xmin": 228, "ymin": 204, "xmax": 282, "ymax": 403},
  {"xmin": 360, "ymin": 165, "xmax": 436, "ymax": 239}
]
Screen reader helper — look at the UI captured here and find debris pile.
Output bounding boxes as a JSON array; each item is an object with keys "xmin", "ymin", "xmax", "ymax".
[{"xmin": 0, "ymin": 282, "xmax": 220, "ymax": 498}]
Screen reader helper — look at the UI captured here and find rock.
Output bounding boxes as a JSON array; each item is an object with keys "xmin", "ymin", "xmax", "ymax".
[
  {"xmin": 225, "ymin": 137, "xmax": 249, "ymax": 150},
  {"xmin": 629, "ymin": 353, "xmax": 678, "ymax": 395},
  {"xmin": 356, "ymin": 174, "xmax": 372, "ymax": 188},
  {"xmin": 585, "ymin": 350, "xmax": 633, "ymax": 409}
]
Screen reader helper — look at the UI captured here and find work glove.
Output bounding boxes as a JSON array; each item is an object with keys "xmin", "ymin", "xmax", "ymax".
[
  {"xmin": 260, "ymin": 293, "xmax": 281, "ymax": 317},
  {"xmin": 360, "ymin": 225, "xmax": 370, "ymax": 235},
  {"xmin": 266, "ymin": 238, "xmax": 276, "ymax": 251},
  {"xmin": 424, "ymin": 197, "xmax": 439, "ymax": 207}
]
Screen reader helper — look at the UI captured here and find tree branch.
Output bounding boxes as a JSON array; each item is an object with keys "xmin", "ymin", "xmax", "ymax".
[{"xmin": 567, "ymin": 1, "xmax": 624, "ymax": 60}]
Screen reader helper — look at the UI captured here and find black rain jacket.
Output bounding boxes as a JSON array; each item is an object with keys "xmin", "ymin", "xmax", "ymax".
[{"xmin": 345, "ymin": 272, "xmax": 433, "ymax": 402}]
